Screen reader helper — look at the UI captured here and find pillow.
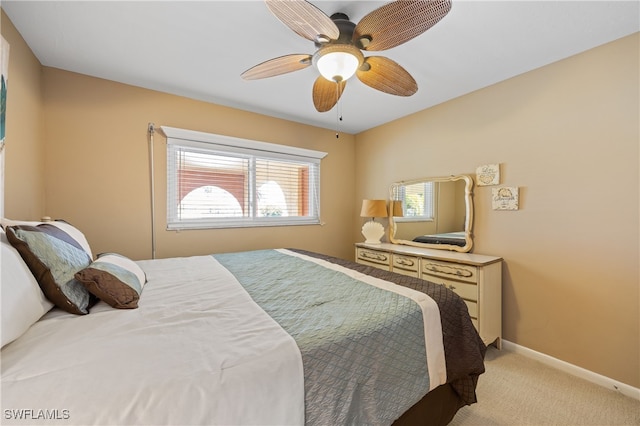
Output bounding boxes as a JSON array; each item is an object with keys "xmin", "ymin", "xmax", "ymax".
[
  {"xmin": 1, "ymin": 218, "xmax": 93, "ymax": 259},
  {"xmin": 5, "ymin": 224, "xmax": 93, "ymax": 315},
  {"xmin": 1, "ymin": 229, "xmax": 55, "ymax": 347},
  {"xmin": 75, "ymin": 253, "xmax": 147, "ymax": 309}
]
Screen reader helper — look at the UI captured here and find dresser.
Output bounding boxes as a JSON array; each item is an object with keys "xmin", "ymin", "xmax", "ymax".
[{"xmin": 355, "ymin": 242, "xmax": 502, "ymax": 348}]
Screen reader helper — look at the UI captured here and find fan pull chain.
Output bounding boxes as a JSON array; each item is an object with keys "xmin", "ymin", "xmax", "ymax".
[{"xmin": 335, "ymin": 83, "xmax": 342, "ymax": 139}]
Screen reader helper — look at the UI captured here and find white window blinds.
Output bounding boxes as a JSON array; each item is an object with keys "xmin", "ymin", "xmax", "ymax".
[
  {"xmin": 162, "ymin": 126, "xmax": 327, "ymax": 230},
  {"xmin": 399, "ymin": 181, "xmax": 435, "ymax": 220}
]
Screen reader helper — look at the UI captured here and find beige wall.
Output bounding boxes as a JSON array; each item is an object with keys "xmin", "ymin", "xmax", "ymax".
[
  {"xmin": 40, "ymin": 68, "xmax": 356, "ymax": 261},
  {"xmin": 2, "ymin": 8, "xmax": 356, "ymax": 262},
  {"xmin": 3, "ymin": 8, "xmax": 638, "ymax": 389},
  {"xmin": 1, "ymin": 10, "xmax": 45, "ymax": 218},
  {"xmin": 355, "ymin": 33, "xmax": 639, "ymax": 388}
]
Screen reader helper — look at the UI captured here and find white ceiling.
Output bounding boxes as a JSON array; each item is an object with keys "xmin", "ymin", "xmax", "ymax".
[{"xmin": 3, "ymin": 1, "xmax": 638, "ymax": 134}]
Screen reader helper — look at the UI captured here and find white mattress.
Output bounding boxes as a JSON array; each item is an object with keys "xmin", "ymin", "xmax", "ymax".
[{"xmin": 1, "ymin": 255, "xmax": 304, "ymax": 425}]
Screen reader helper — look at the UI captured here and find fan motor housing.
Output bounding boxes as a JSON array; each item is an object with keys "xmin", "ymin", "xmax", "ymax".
[{"xmin": 315, "ymin": 13, "xmax": 356, "ymax": 48}]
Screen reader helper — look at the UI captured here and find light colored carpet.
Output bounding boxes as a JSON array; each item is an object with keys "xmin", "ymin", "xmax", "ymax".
[{"xmin": 450, "ymin": 347, "xmax": 640, "ymax": 425}]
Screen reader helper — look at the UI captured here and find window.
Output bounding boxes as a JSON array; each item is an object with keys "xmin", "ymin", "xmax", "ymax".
[
  {"xmin": 397, "ymin": 181, "xmax": 435, "ymax": 221},
  {"xmin": 163, "ymin": 126, "xmax": 327, "ymax": 230}
]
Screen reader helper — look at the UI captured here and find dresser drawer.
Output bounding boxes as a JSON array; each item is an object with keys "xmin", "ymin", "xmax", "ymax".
[
  {"xmin": 356, "ymin": 247, "xmax": 391, "ymax": 269},
  {"xmin": 471, "ymin": 317, "xmax": 478, "ymax": 329},
  {"xmin": 393, "ymin": 268, "xmax": 419, "ymax": 278},
  {"xmin": 464, "ymin": 300, "xmax": 478, "ymax": 319},
  {"xmin": 421, "ymin": 259, "xmax": 478, "ymax": 283},
  {"xmin": 392, "ymin": 254, "xmax": 419, "ymax": 275},
  {"xmin": 423, "ymin": 274, "xmax": 478, "ymax": 302}
]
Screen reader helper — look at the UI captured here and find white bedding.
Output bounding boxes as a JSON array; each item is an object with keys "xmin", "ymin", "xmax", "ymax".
[{"xmin": 1, "ymin": 255, "xmax": 304, "ymax": 425}]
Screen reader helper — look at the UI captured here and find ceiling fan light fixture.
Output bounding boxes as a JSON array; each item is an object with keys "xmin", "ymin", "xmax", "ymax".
[
  {"xmin": 313, "ymin": 44, "xmax": 364, "ymax": 83},
  {"xmin": 246, "ymin": 0, "xmax": 453, "ymax": 112},
  {"xmin": 317, "ymin": 51, "xmax": 358, "ymax": 82}
]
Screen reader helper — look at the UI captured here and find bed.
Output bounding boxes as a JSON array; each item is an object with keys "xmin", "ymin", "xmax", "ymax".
[
  {"xmin": 412, "ymin": 232, "xmax": 467, "ymax": 247},
  {"xmin": 1, "ymin": 220, "xmax": 486, "ymax": 425}
]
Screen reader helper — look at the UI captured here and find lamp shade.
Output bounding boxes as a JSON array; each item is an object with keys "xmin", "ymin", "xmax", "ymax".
[
  {"xmin": 360, "ymin": 199, "xmax": 387, "ymax": 218},
  {"xmin": 390, "ymin": 200, "xmax": 404, "ymax": 217}
]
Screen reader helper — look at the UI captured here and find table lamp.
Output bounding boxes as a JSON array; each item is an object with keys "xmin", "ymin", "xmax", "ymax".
[{"xmin": 360, "ymin": 199, "xmax": 388, "ymax": 244}]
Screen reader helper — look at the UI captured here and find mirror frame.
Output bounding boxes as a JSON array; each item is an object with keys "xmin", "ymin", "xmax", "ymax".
[{"xmin": 388, "ymin": 174, "xmax": 474, "ymax": 253}]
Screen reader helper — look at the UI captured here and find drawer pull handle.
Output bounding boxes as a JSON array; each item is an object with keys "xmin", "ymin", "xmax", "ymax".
[
  {"xmin": 361, "ymin": 251, "xmax": 387, "ymax": 262},
  {"xmin": 396, "ymin": 258, "xmax": 415, "ymax": 267},
  {"xmin": 425, "ymin": 263, "xmax": 473, "ymax": 278}
]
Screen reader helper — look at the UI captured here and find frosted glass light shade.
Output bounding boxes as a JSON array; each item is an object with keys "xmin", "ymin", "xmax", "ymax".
[{"xmin": 317, "ymin": 51, "xmax": 359, "ymax": 82}]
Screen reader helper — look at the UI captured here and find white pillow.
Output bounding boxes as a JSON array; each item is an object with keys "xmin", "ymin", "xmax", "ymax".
[{"xmin": 1, "ymin": 229, "xmax": 54, "ymax": 347}]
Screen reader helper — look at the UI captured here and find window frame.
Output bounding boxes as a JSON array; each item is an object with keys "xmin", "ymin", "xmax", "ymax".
[
  {"xmin": 394, "ymin": 180, "xmax": 436, "ymax": 223},
  {"xmin": 162, "ymin": 126, "xmax": 327, "ymax": 230}
]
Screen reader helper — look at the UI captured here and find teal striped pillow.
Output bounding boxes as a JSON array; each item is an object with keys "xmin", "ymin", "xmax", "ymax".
[
  {"xmin": 75, "ymin": 253, "xmax": 147, "ymax": 309},
  {"xmin": 6, "ymin": 224, "xmax": 93, "ymax": 315}
]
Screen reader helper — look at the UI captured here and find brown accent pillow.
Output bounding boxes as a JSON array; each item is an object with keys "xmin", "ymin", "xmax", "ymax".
[
  {"xmin": 5, "ymin": 224, "xmax": 93, "ymax": 315},
  {"xmin": 75, "ymin": 253, "xmax": 147, "ymax": 309}
]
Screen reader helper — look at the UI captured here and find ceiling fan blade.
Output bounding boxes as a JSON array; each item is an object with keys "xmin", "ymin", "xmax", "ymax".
[
  {"xmin": 356, "ymin": 56, "xmax": 417, "ymax": 96},
  {"xmin": 353, "ymin": 0, "xmax": 452, "ymax": 51},
  {"xmin": 312, "ymin": 76, "xmax": 346, "ymax": 112},
  {"xmin": 265, "ymin": 0, "xmax": 339, "ymax": 43},
  {"xmin": 241, "ymin": 54, "xmax": 312, "ymax": 80}
]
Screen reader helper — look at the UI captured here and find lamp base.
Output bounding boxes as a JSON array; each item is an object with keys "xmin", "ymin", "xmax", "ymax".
[{"xmin": 361, "ymin": 220, "xmax": 385, "ymax": 244}]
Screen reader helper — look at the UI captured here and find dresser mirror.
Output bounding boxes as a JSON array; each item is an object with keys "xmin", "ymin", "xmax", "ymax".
[{"xmin": 389, "ymin": 175, "xmax": 474, "ymax": 252}]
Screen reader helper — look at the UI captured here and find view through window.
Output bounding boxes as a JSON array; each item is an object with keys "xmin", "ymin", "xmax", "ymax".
[{"xmin": 163, "ymin": 127, "xmax": 326, "ymax": 230}]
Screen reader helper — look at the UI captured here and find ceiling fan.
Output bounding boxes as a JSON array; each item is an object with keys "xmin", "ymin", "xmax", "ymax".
[{"xmin": 241, "ymin": 0, "xmax": 452, "ymax": 113}]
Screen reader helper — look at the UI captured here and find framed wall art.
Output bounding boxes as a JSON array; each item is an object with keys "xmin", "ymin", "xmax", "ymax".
[
  {"xmin": 1, "ymin": 36, "xmax": 8, "ymax": 219},
  {"xmin": 1, "ymin": 35, "xmax": 9, "ymax": 150},
  {"xmin": 476, "ymin": 163, "xmax": 500, "ymax": 186},
  {"xmin": 492, "ymin": 186, "xmax": 519, "ymax": 210}
]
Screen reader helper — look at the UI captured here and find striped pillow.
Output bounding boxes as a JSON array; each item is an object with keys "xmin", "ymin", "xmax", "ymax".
[
  {"xmin": 75, "ymin": 253, "xmax": 147, "ymax": 309},
  {"xmin": 5, "ymin": 224, "xmax": 93, "ymax": 315},
  {"xmin": 2, "ymin": 218, "xmax": 93, "ymax": 259}
]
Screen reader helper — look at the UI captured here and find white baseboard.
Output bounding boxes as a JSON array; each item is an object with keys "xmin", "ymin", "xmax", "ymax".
[{"xmin": 501, "ymin": 340, "xmax": 640, "ymax": 402}]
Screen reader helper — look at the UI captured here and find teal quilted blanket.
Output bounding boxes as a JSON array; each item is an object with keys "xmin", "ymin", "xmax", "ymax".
[{"xmin": 213, "ymin": 249, "xmax": 435, "ymax": 425}]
